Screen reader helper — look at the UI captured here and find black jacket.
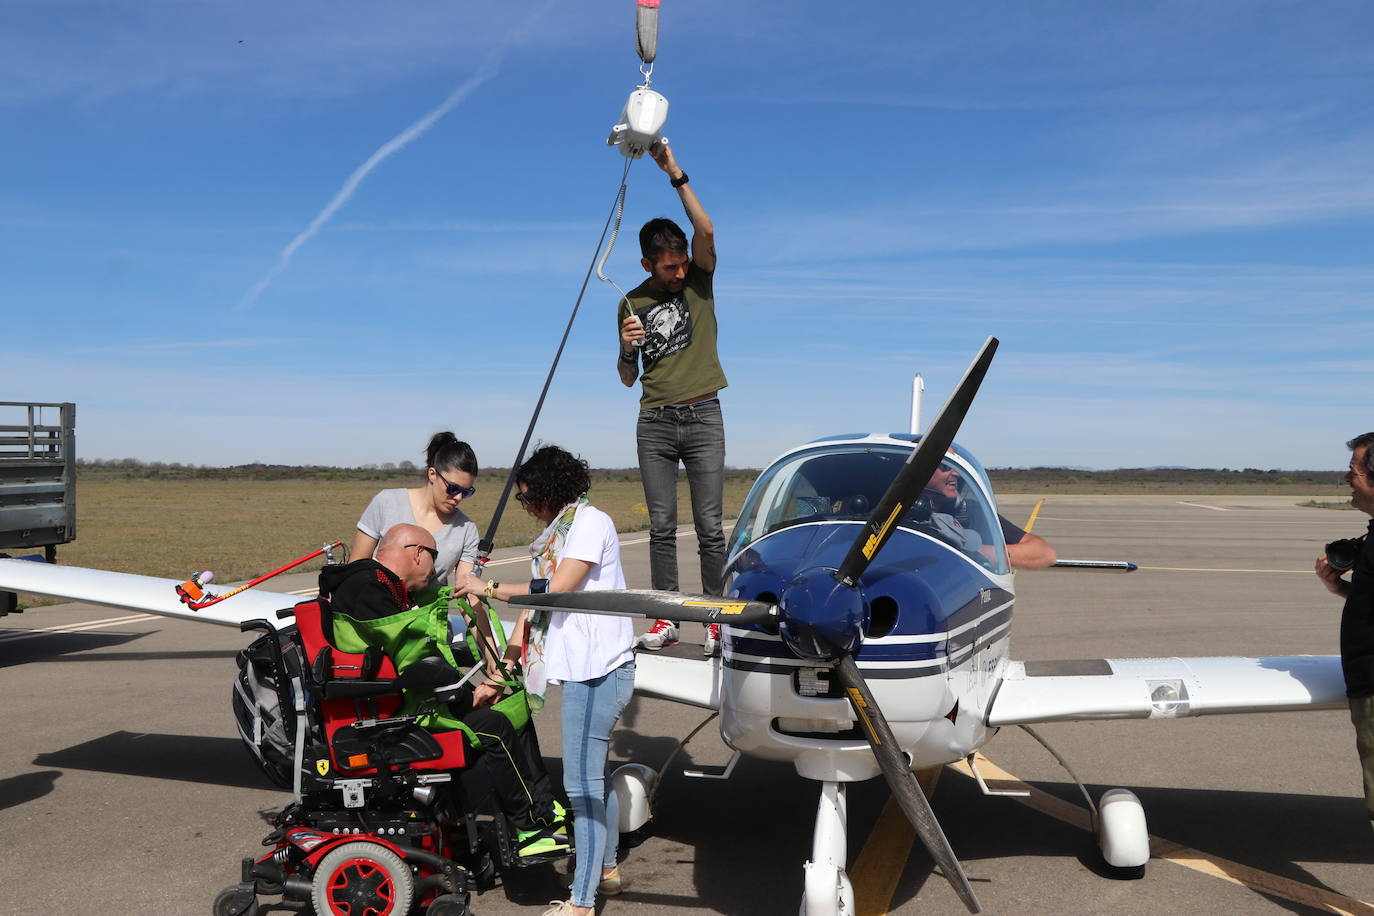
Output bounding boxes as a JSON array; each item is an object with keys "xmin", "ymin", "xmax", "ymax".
[{"xmin": 1340, "ymin": 520, "xmax": 1374, "ymax": 698}]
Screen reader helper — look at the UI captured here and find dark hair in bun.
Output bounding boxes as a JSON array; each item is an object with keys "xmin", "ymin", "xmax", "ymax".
[{"xmin": 426, "ymin": 432, "xmax": 478, "ymax": 475}]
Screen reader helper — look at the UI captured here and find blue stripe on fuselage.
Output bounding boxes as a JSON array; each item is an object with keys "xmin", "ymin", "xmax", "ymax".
[{"xmin": 723, "ymin": 522, "xmax": 1013, "ymax": 669}]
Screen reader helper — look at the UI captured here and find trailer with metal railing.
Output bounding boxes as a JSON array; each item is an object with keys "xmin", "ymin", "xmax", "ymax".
[{"xmin": 0, "ymin": 401, "xmax": 76, "ymax": 616}]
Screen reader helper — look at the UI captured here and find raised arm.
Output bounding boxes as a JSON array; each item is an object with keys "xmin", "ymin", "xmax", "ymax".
[{"xmin": 650, "ymin": 142, "xmax": 714, "ymax": 273}]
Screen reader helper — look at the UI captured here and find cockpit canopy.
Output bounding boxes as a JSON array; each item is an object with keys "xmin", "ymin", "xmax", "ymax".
[{"xmin": 728, "ymin": 442, "xmax": 1009, "ymax": 574}]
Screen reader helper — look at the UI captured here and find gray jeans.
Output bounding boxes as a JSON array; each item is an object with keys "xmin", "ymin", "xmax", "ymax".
[{"xmin": 636, "ymin": 398, "xmax": 726, "ymax": 597}]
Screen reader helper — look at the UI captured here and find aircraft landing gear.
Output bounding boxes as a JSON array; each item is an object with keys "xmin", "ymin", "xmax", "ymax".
[
  {"xmin": 799, "ymin": 781, "xmax": 855, "ymax": 916},
  {"xmin": 996, "ymin": 726, "xmax": 1150, "ymax": 878},
  {"xmin": 1097, "ymin": 787, "xmax": 1148, "ymax": 878}
]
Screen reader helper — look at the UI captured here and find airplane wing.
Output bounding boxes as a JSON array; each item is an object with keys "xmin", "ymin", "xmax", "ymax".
[
  {"xmin": 632, "ymin": 649, "xmax": 723, "ymax": 710},
  {"xmin": 986, "ymin": 655, "xmax": 1346, "ymax": 726},
  {"xmin": 0, "ymin": 558, "xmax": 303, "ymax": 629}
]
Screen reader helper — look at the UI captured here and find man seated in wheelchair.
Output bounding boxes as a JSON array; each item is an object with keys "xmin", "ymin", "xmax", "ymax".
[{"xmin": 319, "ymin": 522, "xmax": 569, "ymax": 856}]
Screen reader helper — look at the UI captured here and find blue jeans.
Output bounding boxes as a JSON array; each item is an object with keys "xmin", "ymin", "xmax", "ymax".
[
  {"xmin": 561, "ymin": 661, "xmax": 636, "ymax": 907},
  {"xmin": 636, "ymin": 398, "xmax": 727, "ymax": 595}
]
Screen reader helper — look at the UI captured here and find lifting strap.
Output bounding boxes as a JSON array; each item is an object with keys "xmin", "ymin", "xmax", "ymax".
[{"xmin": 636, "ymin": 0, "xmax": 660, "ymax": 66}]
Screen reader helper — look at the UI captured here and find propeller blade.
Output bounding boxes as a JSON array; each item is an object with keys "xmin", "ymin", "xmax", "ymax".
[
  {"xmin": 833, "ymin": 654, "xmax": 982, "ymax": 913},
  {"xmin": 834, "ymin": 337, "xmax": 998, "ymax": 587},
  {"xmin": 508, "ymin": 588, "xmax": 778, "ymax": 626}
]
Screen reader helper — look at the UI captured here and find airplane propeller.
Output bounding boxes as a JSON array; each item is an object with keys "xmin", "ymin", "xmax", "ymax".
[
  {"xmin": 834, "ymin": 336, "xmax": 999, "ymax": 589},
  {"xmin": 505, "ymin": 589, "xmax": 778, "ymax": 626},
  {"xmin": 833, "ymin": 654, "xmax": 982, "ymax": 913},
  {"xmin": 820, "ymin": 336, "xmax": 998, "ymax": 915}
]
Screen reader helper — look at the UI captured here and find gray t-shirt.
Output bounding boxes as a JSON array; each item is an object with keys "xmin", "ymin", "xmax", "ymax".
[{"xmin": 356, "ymin": 488, "xmax": 479, "ymax": 585}]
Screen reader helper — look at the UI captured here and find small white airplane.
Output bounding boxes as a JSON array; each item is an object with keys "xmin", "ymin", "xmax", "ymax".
[{"xmin": 0, "ymin": 337, "xmax": 1347, "ymax": 915}]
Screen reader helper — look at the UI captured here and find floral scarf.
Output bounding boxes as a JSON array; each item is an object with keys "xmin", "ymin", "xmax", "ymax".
[{"xmin": 521, "ymin": 494, "xmax": 587, "ymax": 710}]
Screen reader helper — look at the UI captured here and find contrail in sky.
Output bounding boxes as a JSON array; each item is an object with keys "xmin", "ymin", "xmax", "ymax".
[{"xmin": 236, "ymin": 54, "xmax": 503, "ymax": 312}]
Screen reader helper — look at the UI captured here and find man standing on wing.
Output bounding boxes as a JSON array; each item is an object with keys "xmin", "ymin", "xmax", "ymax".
[
  {"xmin": 617, "ymin": 141, "xmax": 727, "ymax": 656},
  {"xmin": 1316, "ymin": 432, "xmax": 1374, "ymax": 827}
]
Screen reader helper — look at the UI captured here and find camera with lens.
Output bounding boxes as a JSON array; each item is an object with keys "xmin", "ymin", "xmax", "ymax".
[{"xmin": 1325, "ymin": 536, "xmax": 1366, "ymax": 573}]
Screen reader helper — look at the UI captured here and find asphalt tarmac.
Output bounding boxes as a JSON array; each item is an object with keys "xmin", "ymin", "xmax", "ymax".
[{"xmin": 2, "ymin": 495, "xmax": 1371, "ymax": 915}]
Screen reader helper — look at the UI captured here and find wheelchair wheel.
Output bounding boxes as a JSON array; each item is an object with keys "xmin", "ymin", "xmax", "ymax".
[
  {"xmin": 311, "ymin": 841, "xmax": 414, "ymax": 916},
  {"xmin": 425, "ymin": 892, "xmax": 471, "ymax": 915},
  {"xmin": 212, "ymin": 883, "xmax": 259, "ymax": 916}
]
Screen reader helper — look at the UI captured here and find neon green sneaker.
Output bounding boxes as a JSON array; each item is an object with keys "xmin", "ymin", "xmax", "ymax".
[{"xmin": 517, "ymin": 831, "xmax": 571, "ymax": 857}]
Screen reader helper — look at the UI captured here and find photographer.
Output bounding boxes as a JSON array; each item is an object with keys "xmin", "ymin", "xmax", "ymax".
[{"xmin": 1315, "ymin": 431, "xmax": 1374, "ymax": 823}]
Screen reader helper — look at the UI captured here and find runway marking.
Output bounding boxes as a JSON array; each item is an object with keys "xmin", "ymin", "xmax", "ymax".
[
  {"xmin": 1177, "ymin": 501, "xmax": 1231, "ymax": 511},
  {"xmin": 852, "ymin": 795, "xmax": 917, "ymax": 914},
  {"xmin": 1024, "ymin": 499, "xmax": 1045, "ymax": 533},
  {"xmin": 854, "ymin": 753, "xmax": 1374, "ymax": 914},
  {"xmin": 1032, "ymin": 515, "xmax": 1336, "ymax": 525},
  {"xmin": 0, "ymin": 613, "xmax": 158, "ymax": 643},
  {"xmin": 946, "ymin": 754, "xmax": 1374, "ymax": 916}
]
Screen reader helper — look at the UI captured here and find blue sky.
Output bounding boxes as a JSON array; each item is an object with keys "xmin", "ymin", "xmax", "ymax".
[{"xmin": 3, "ymin": 1, "xmax": 1371, "ymax": 471}]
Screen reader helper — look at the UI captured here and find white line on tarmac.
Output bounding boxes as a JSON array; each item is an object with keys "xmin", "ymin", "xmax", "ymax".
[
  {"xmin": 1036, "ymin": 515, "xmax": 1335, "ymax": 525},
  {"xmin": 0, "ymin": 613, "xmax": 158, "ymax": 643},
  {"xmin": 1177, "ymin": 500, "xmax": 1231, "ymax": 511}
]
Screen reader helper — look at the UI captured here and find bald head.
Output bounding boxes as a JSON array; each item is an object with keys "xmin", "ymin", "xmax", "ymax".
[{"xmin": 374, "ymin": 523, "xmax": 437, "ymax": 590}]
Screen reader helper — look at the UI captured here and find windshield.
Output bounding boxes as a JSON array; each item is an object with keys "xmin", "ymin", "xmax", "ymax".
[{"xmin": 728, "ymin": 445, "xmax": 1008, "ymax": 573}]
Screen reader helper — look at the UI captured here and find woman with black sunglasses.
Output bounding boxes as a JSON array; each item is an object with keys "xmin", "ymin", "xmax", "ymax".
[{"xmin": 351, "ymin": 432, "xmax": 481, "ymax": 586}]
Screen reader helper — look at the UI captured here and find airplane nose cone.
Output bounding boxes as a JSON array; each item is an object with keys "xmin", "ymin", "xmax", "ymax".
[{"xmin": 778, "ymin": 567, "xmax": 867, "ymax": 661}]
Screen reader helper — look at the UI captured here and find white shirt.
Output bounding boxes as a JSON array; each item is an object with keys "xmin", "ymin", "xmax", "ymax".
[{"xmin": 540, "ymin": 504, "xmax": 635, "ymax": 684}]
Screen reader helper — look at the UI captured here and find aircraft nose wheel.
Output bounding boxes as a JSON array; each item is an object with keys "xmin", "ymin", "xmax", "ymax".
[{"xmin": 310, "ymin": 841, "xmax": 415, "ymax": 916}]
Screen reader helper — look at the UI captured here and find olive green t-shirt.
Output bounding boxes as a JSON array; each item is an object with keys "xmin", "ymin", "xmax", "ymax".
[{"xmin": 617, "ymin": 263, "xmax": 728, "ymax": 407}]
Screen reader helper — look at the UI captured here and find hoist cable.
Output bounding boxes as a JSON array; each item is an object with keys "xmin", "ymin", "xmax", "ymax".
[{"xmin": 475, "ymin": 156, "xmax": 635, "ymax": 566}]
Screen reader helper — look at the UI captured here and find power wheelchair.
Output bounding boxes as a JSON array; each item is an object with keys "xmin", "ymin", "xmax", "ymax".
[{"xmin": 213, "ymin": 597, "xmax": 571, "ymax": 916}]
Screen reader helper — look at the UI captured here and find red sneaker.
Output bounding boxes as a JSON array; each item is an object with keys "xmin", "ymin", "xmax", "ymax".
[
  {"xmin": 703, "ymin": 623, "xmax": 721, "ymax": 656},
  {"xmin": 637, "ymin": 619, "xmax": 679, "ymax": 650}
]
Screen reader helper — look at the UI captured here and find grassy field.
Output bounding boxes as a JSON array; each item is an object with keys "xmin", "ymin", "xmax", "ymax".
[
  {"xmin": 10, "ymin": 463, "xmax": 1349, "ymax": 608},
  {"xmin": 16, "ymin": 469, "xmax": 758, "ymax": 606}
]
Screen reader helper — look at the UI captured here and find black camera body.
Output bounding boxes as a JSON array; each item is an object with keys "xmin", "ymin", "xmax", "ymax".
[{"xmin": 1326, "ymin": 536, "xmax": 1366, "ymax": 573}]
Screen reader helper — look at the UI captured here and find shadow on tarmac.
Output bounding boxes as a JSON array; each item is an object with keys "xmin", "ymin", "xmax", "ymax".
[
  {"xmin": 885, "ymin": 773, "xmax": 1373, "ymax": 916},
  {"xmin": 0, "ymin": 771, "xmax": 61, "ymax": 812},
  {"xmin": 33, "ymin": 732, "xmax": 276, "ymax": 790},
  {"xmin": 0, "ymin": 630, "xmax": 148, "ymax": 666}
]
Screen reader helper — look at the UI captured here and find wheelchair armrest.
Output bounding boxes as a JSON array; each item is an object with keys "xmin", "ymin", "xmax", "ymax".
[
  {"xmin": 320, "ymin": 678, "xmax": 403, "ymax": 701},
  {"xmin": 360, "ymin": 645, "xmax": 383, "ymax": 680}
]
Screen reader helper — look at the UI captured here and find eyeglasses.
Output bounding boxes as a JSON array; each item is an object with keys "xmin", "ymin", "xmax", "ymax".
[
  {"xmin": 434, "ymin": 469, "xmax": 476, "ymax": 499},
  {"xmin": 405, "ymin": 544, "xmax": 439, "ymax": 562},
  {"xmin": 516, "ymin": 491, "xmax": 534, "ymax": 507}
]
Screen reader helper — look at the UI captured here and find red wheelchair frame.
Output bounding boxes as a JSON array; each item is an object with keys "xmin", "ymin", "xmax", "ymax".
[{"xmin": 214, "ymin": 598, "xmax": 568, "ymax": 916}]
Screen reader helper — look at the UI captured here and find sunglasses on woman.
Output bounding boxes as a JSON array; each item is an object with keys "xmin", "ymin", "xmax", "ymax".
[{"xmin": 434, "ymin": 468, "xmax": 476, "ymax": 499}]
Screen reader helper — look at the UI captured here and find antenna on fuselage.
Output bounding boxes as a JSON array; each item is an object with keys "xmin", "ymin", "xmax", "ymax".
[{"xmin": 910, "ymin": 373, "xmax": 924, "ymax": 435}]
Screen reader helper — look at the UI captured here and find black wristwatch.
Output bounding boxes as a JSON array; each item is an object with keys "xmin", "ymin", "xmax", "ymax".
[
  {"xmin": 670, "ymin": 172, "xmax": 689, "ymax": 188},
  {"xmin": 620, "ymin": 350, "xmax": 637, "ymax": 363}
]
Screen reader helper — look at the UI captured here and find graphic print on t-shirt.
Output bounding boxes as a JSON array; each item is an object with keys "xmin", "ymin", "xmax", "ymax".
[{"xmin": 639, "ymin": 296, "xmax": 692, "ymax": 366}]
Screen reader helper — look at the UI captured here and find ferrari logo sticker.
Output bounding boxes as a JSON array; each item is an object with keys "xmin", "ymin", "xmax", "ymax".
[{"xmin": 315, "ymin": 759, "xmax": 330, "ymax": 776}]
